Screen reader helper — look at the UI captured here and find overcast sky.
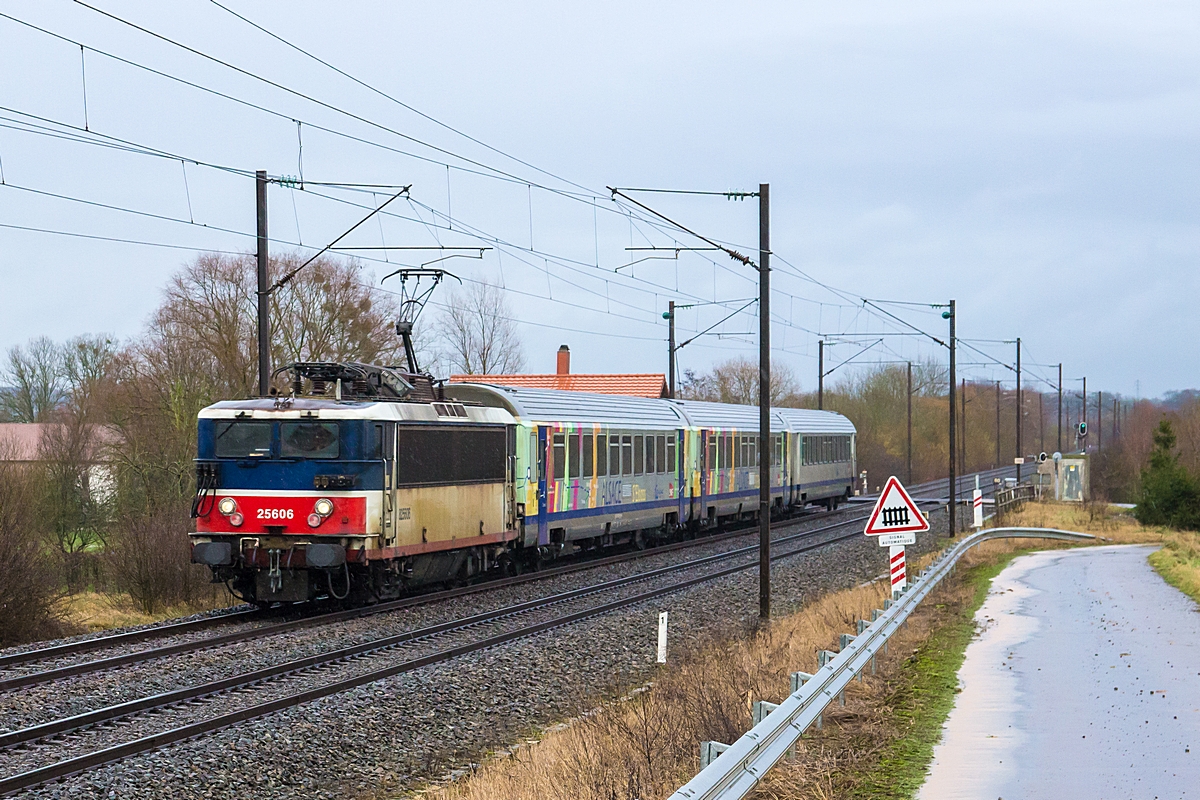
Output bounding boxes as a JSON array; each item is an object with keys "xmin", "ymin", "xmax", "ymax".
[{"xmin": 0, "ymin": 1, "xmax": 1196, "ymax": 398}]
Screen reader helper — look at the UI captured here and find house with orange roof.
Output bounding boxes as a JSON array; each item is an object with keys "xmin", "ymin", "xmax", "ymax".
[{"xmin": 449, "ymin": 345, "xmax": 669, "ymax": 399}]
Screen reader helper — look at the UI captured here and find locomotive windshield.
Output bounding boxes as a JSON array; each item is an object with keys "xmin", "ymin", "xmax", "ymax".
[
  {"xmin": 281, "ymin": 422, "xmax": 340, "ymax": 459},
  {"xmin": 213, "ymin": 421, "xmax": 272, "ymax": 458}
]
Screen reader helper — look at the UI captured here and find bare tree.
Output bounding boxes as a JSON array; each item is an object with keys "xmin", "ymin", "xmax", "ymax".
[
  {"xmin": 678, "ymin": 356, "xmax": 800, "ymax": 406},
  {"xmin": 1, "ymin": 337, "xmax": 65, "ymax": 422},
  {"xmin": 428, "ymin": 279, "xmax": 525, "ymax": 376},
  {"xmin": 153, "ymin": 251, "xmax": 402, "ymax": 397},
  {"xmin": 269, "ymin": 253, "xmax": 402, "ymax": 368}
]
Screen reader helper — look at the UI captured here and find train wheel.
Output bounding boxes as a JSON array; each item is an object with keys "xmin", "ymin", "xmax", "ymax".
[{"xmin": 497, "ymin": 553, "xmax": 521, "ymax": 578}]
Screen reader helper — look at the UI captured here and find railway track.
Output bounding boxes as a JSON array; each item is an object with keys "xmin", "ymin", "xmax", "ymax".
[
  {"xmin": 0, "ymin": 508, "xmax": 898, "ymax": 796},
  {"xmin": 0, "ymin": 469, "xmax": 1019, "ymax": 796},
  {"xmin": 0, "ymin": 466, "xmax": 1015, "ymax": 689}
]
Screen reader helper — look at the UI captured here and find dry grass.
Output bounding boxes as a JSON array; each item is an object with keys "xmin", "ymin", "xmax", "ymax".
[
  {"xmin": 992, "ymin": 499, "xmax": 1164, "ymax": 544},
  {"xmin": 55, "ymin": 590, "xmax": 234, "ymax": 633},
  {"xmin": 416, "ymin": 539, "xmax": 1030, "ymax": 800},
  {"xmin": 1148, "ymin": 530, "xmax": 1200, "ymax": 605}
]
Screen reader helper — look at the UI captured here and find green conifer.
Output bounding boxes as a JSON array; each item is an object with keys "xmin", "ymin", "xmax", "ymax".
[{"xmin": 1135, "ymin": 419, "xmax": 1200, "ymax": 529}]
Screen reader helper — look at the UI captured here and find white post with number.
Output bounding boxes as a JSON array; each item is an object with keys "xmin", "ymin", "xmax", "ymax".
[{"xmin": 657, "ymin": 611, "xmax": 668, "ymax": 663}]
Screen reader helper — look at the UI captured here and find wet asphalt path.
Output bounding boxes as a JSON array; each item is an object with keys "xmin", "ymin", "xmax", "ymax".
[{"xmin": 920, "ymin": 545, "xmax": 1200, "ymax": 800}]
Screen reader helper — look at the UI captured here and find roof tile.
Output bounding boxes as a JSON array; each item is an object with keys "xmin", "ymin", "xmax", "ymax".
[{"xmin": 448, "ymin": 373, "xmax": 669, "ymax": 399}]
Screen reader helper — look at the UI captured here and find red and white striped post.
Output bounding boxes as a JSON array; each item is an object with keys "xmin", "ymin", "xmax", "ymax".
[{"xmin": 889, "ymin": 545, "xmax": 907, "ymax": 593}]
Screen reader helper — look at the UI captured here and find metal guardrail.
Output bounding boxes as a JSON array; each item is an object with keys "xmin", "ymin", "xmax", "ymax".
[
  {"xmin": 995, "ymin": 484, "xmax": 1037, "ymax": 516},
  {"xmin": 669, "ymin": 526, "xmax": 1099, "ymax": 800}
]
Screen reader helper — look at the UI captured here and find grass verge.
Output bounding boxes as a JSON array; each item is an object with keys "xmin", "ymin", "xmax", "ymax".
[
  {"xmin": 55, "ymin": 590, "xmax": 234, "ymax": 633},
  {"xmin": 844, "ymin": 554, "xmax": 1014, "ymax": 799},
  {"xmin": 1148, "ymin": 533, "xmax": 1200, "ymax": 604}
]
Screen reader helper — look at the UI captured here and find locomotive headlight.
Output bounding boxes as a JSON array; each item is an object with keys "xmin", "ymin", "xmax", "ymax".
[
  {"xmin": 313, "ymin": 498, "xmax": 334, "ymax": 517},
  {"xmin": 217, "ymin": 497, "xmax": 238, "ymax": 516}
]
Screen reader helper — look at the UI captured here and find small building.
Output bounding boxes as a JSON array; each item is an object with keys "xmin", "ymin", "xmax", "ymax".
[
  {"xmin": 0, "ymin": 422, "xmax": 117, "ymax": 501},
  {"xmin": 450, "ymin": 344, "xmax": 670, "ymax": 399}
]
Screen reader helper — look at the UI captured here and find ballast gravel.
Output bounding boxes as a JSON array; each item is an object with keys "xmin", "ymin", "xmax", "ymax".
[
  {"xmin": 0, "ymin": 509, "xmax": 860, "ymax": 731},
  {"xmin": 8, "ymin": 506, "xmax": 955, "ymax": 799}
]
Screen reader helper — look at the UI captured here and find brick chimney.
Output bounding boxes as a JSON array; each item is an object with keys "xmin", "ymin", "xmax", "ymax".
[{"xmin": 556, "ymin": 344, "xmax": 570, "ymax": 375}]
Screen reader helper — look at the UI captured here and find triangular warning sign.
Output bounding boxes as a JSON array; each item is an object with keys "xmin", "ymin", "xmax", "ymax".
[{"xmin": 864, "ymin": 476, "xmax": 930, "ymax": 535}]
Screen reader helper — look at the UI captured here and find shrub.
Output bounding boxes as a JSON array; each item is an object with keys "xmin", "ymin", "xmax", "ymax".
[
  {"xmin": 102, "ymin": 505, "xmax": 217, "ymax": 615},
  {"xmin": 0, "ymin": 454, "xmax": 72, "ymax": 646},
  {"xmin": 1134, "ymin": 420, "xmax": 1200, "ymax": 530}
]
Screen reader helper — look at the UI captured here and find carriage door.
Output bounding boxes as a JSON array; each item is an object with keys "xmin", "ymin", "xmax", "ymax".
[
  {"xmin": 380, "ymin": 422, "xmax": 396, "ymax": 545},
  {"xmin": 505, "ymin": 425, "xmax": 517, "ymax": 529},
  {"xmin": 698, "ymin": 429, "xmax": 708, "ymax": 522},
  {"xmin": 537, "ymin": 426, "xmax": 549, "ymax": 547}
]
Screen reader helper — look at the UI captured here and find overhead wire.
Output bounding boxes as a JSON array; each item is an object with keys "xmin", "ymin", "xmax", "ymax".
[
  {"xmin": 0, "ymin": 9, "xmax": 1051, "ymax": 384},
  {"xmin": 203, "ymin": 0, "xmax": 601, "ymax": 200}
]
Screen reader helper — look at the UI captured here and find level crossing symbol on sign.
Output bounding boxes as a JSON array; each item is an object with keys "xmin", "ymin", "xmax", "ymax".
[{"xmin": 864, "ymin": 476, "xmax": 930, "ymax": 537}]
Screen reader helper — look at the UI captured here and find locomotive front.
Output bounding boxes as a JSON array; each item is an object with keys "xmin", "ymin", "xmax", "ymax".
[{"xmin": 190, "ymin": 398, "xmax": 386, "ymax": 603}]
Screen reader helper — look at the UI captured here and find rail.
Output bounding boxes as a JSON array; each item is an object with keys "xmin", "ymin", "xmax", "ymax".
[{"xmin": 669, "ymin": 526, "xmax": 1099, "ymax": 800}]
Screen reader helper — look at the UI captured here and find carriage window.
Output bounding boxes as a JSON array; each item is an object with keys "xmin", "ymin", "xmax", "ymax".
[
  {"xmin": 645, "ymin": 435, "xmax": 655, "ymax": 475},
  {"xmin": 667, "ymin": 436, "xmax": 677, "ymax": 473},
  {"xmin": 658, "ymin": 436, "xmax": 668, "ymax": 474},
  {"xmin": 621, "ymin": 435, "xmax": 633, "ymax": 475},
  {"xmin": 280, "ymin": 422, "xmax": 339, "ymax": 459},
  {"xmin": 595, "ymin": 434, "xmax": 606, "ymax": 477},
  {"xmin": 583, "ymin": 434, "xmax": 594, "ymax": 478},
  {"xmin": 553, "ymin": 433, "xmax": 565, "ymax": 480},
  {"xmin": 750, "ymin": 436, "xmax": 757, "ymax": 468},
  {"xmin": 776, "ymin": 435, "xmax": 783, "ymax": 467},
  {"xmin": 634, "ymin": 435, "xmax": 644, "ymax": 475},
  {"xmin": 724, "ymin": 435, "xmax": 733, "ymax": 470},
  {"xmin": 214, "ymin": 421, "xmax": 272, "ymax": 459},
  {"xmin": 612, "ymin": 436, "xmax": 623, "ymax": 476},
  {"xmin": 707, "ymin": 436, "xmax": 717, "ymax": 470},
  {"xmin": 568, "ymin": 432, "xmax": 580, "ymax": 479}
]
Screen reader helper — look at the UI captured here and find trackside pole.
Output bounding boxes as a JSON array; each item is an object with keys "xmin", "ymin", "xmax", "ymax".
[
  {"xmin": 657, "ymin": 611, "xmax": 669, "ymax": 663},
  {"xmin": 758, "ymin": 183, "xmax": 770, "ymax": 620}
]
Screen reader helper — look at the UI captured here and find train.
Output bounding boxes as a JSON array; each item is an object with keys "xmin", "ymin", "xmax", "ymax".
[{"xmin": 189, "ymin": 361, "xmax": 856, "ymax": 604}]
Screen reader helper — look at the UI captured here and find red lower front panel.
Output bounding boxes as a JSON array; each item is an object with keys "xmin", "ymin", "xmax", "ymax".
[{"xmin": 196, "ymin": 493, "xmax": 368, "ymax": 535}]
